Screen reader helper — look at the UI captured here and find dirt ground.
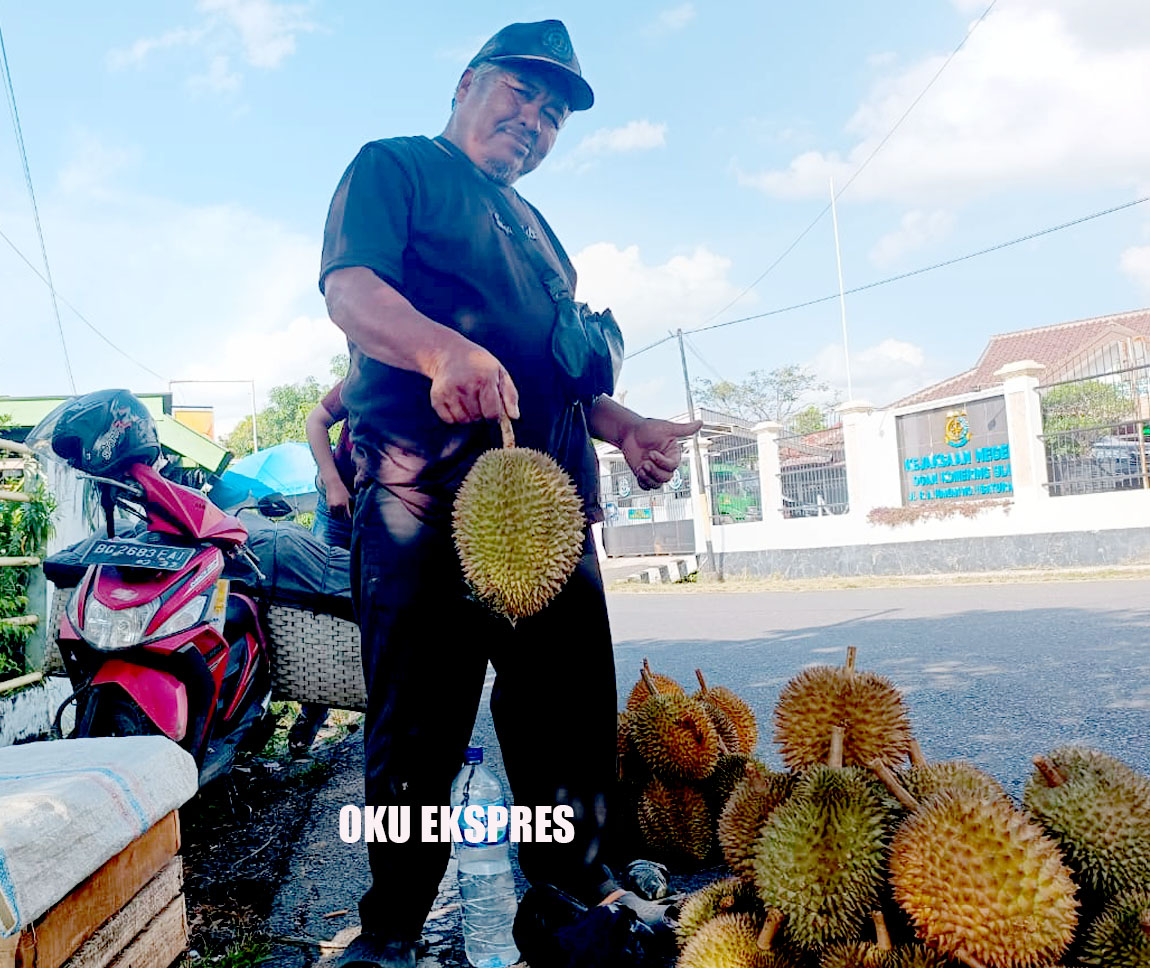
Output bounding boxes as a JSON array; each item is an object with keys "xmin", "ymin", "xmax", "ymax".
[{"xmin": 178, "ymin": 703, "xmax": 358, "ymax": 967}]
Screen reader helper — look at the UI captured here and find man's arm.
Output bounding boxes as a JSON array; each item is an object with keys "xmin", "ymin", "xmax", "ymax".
[
  {"xmin": 324, "ymin": 266, "xmax": 520, "ymax": 424},
  {"xmin": 588, "ymin": 395, "xmax": 702, "ymax": 491},
  {"xmin": 305, "ymin": 402, "xmax": 352, "ymax": 518}
]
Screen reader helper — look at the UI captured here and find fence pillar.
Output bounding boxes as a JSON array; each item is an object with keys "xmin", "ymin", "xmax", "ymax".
[
  {"xmin": 838, "ymin": 400, "xmax": 876, "ymax": 516},
  {"xmin": 753, "ymin": 421, "xmax": 785, "ymax": 522},
  {"xmin": 993, "ymin": 360, "xmax": 1048, "ymax": 502},
  {"xmin": 684, "ymin": 436, "xmax": 712, "ymax": 555}
]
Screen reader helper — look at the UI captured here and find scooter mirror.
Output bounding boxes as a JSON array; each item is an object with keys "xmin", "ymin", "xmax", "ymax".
[{"xmin": 257, "ymin": 493, "xmax": 294, "ymax": 518}]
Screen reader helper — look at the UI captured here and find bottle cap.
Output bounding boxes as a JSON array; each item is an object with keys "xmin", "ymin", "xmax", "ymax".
[{"xmin": 464, "ymin": 747, "xmax": 483, "ymax": 765}]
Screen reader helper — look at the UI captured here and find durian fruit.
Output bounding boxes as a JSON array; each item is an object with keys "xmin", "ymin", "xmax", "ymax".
[
  {"xmin": 631, "ymin": 669, "xmax": 721, "ymax": 782},
  {"xmin": 637, "ymin": 776, "xmax": 712, "ymax": 864},
  {"xmin": 626, "ymin": 659, "xmax": 685, "ymax": 711},
  {"xmin": 752, "ymin": 766, "xmax": 892, "ymax": 950},
  {"xmin": 694, "ymin": 669, "xmax": 759, "ymax": 754},
  {"xmin": 819, "ymin": 911, "xmax": 896, "ymax": 968},
  {"xmin": 452, "ymin": 418, "xmax": 584, "ymax": 621},
  {"xmin": 773, "ymin": 665, "xmax": 911, "ymax": 771},
  {"xmin": 889, "ymin": 789, "xmax": 1078, "ymax": 968},
  {"xmin": 1080, "ymin": 889, "xmax": 1150, "ymax": 968},
  {"xmin": 896, "ymin": 760, "xmax": 1007, "ymax": 808},
  {"xmin": 885, "ymin": 948, "xmax": 959, "ymax": 968},
  {"xmin": 705, "ymin": 753, "xmax": 755, "ymax": 817},
  {"xmin": 677, "ymin": 876, "xmax": 763, "ymax": 946},
  {"xmin": 677, "ymin": 913, "xmax": 799, "ymax": 968},
  {"xmin": 1023, "ymin": 746, "xmax": 1150, "ymax": 899},
  {"xmin": 617, "ymin": 710, "xmax": 648, "ymax": 783},
  {"xmin": 719, "ymin": 764, "xmax": 795, "ymax": 879}
]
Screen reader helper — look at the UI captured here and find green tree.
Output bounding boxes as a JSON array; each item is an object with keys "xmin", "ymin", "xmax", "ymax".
[
  {"xmin": 224, "ymin": 355, "xmax": 349, "ymax": 457},
  {"xmin": 1040, "ymin": 379, "xmax": 1133, "ymax": 456},
  {"xmin": 788, "ymin": 404, "xmax": 829, "ymax": 435},
  {"xmin": 693, "ymin": 364, "xmax": 832, "ymax": 424}
]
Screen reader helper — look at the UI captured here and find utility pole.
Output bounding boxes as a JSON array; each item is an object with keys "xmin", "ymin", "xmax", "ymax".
[{"xmin": 677, "ymin": 329, "xmax": 718, "ymax": 577}]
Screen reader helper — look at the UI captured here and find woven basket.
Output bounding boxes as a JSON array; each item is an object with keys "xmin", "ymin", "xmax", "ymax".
[
  {"xmin": 265, "ymin": 605, "xmax": 366, "ymax": 711},
  {"xmin": 45, "ymin": 589, "xmax": 366, "ymax": 710}
]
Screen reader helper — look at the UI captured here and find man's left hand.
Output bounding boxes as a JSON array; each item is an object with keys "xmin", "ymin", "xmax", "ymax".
[{"xmin": 620, "ymin": 418, "xmax": 703, "ymax": 490}]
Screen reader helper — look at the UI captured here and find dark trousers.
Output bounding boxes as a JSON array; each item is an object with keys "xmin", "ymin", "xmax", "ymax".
[{"xmin": 351, "ymin": 483, "xmax": 619, "ymax": 943}]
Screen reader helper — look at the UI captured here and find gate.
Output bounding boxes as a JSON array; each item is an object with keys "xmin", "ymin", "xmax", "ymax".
[{"xmin": 600, "ymin": 453, "xmax": 695, "ymax": 556}]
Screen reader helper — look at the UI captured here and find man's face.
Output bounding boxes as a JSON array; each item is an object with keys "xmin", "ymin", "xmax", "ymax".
[{"xmin": 451, "ymin": 65, "xmax": 571, "ymax": 185}]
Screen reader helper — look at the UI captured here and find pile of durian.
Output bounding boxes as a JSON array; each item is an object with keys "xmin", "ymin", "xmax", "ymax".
[
  {"xmin": 619, "ymin": 649, "xmax": 1150, "ymax": 968},
  {"xmin": 618, "ymin": 659, "xmax": 761, "ymax": 868}
]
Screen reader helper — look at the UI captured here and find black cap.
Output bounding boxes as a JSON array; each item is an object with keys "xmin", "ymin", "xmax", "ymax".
[{"xmin": 468, "ymin": 19, "xmax": 594, "ymax": 111}]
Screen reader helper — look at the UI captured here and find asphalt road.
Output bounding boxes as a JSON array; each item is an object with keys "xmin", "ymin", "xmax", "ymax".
[
  {"xmin": 266, "ymin": 576, "xmax": 1150, "ymax": 966},
  {"xmin": 604, "ymin": 578, "xmax": 1150, "ymax": 795}
]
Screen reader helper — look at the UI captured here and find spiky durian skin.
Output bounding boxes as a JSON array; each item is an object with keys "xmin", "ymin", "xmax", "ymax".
[
  {"xmin": 752, "ymin": 766, "xmax": 892, "ymax": 950},
  {"xmin": 773, "ymin": 666, "xmax": 911, "ymax": 770},
  {"xmin": 896, "ymin": 761, "xmax": 1007, "ymax": 808},
  {"xmin": 885, "ymin": 948, "xmax": 959, "ymax": 968},
  {"xmin": 1080, "ymin": 890, "xmax": 1150, "ymax": 968},
  {"xmin": 694, "ymin": 685, "xmax": 759, "ymax": 754},
  {"xmin": 637, "ymin": 777, "xmax": 712, "ymax": 864},
  {"xmin": 819, "ymin": 943, "xmax": 887, "ymax": 968},
  {"xmin": 626, "ymin": 673, "xmax": 684, "ymax": 710},
  {"xmin": 698, "ymin": 693, "xmax": 743, "ymax": 753},
  {"xmin": 677, "ymin": 877, "xmax": 763, "ymax": 946},
  {"xmin": 890, "ymin": 790, "xmax": 1078, "ymax": 968},
  {"xmin": 453, "ymin": 447, "xmax": 584, "ymax": 620},
  {"xmin": 678, "ymin": 913, "xmax": 799, "ymax": 968},
  {"xmin": 705, "ymin": 753, "xmax": 754, "ymax": 817},
  {"xmin": 719, "ymin": 766, "xmax": 796, "ymax": 879},
  {"xmin": 632, "ymin": 693, "xmax": 721, "ymax": 781},
  {"xmin": 1023, "ymin": 746, "xmax": 1150, "ymax": 898}
]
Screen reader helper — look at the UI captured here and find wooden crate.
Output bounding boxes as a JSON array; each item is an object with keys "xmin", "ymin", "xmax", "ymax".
[{"xmin": 3, "ymin": 812, "xmax": 183, "ymax": 968}]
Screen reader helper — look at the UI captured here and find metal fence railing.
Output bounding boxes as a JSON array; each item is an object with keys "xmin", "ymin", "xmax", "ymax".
[
  {"xmin": 1038, "ymin": 340, "xmax": 1150, "ymax": 497},
  {"xmin": 708, "ymin": 433, "xmax": 760, "ymax": 523},
  {"xmin": 599, "ymin": 455, "xmax": 693, "ymax": 526},
  {"xmin": 776, "ymin": 423, "xmax": 849, "ymax": 517}
]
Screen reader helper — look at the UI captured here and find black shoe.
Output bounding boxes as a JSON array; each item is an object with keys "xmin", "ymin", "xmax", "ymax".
[{"xmin": 334, "ymin": 933, "xmax": 417, "ymax": 968}]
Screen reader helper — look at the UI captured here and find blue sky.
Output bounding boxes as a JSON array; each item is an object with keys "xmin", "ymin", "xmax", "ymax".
[{"xmin": 2, "ymin": 0, "xmax": 1149, "ymax": 432}]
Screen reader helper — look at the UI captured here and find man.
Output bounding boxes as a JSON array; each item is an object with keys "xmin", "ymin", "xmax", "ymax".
[
  {"xmin": 320, "ymin": 20, "xmax": 700, "ymax": 967},
  {"xmin": 285, "ymin": 382, "xmax": 355, "ymax": 756}
]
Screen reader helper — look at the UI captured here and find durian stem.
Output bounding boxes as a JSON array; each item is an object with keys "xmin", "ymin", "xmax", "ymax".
[
  {"xmin": 953, "ymin": 949, "xmax": 990, "ymax": 968},
  {"xmin": 639, "ymin": 666, "xmax": 660, "ymax": 698},
  {"xmin": 845, "ymin": 645, "xmax": 857, "ymax": 672},
  {"xmin": 756, "ymin": 909, "xmax": 784, "ymax": 951},
  {"xmin": 695, "ymin": 668, "xmax": 708, "ymax": 692},
  {"xmin": 499, "ymin": 414, "xmax": 515, "ymax": 449},
  {"xmin": 867, "ymin": 758, "xmax": 920, "ymax": 811},
  {"xmin": 828, "ymin": 725, "xmax": 845, "ymax": 769},
  {"xmin": 908, "ymin": 737, "xmax": 928, "ymax": 768},
  {"xmin": 871, "ymin": 910, "xmax": 892, "ymax": 951},
  {"xmin": 1033, "ymin": 754, "xmax": 1067, "ymax": 788}
]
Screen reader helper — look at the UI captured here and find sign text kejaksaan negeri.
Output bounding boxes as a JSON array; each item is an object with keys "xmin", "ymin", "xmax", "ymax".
[{"xmin": 338, "ymin": 804, "xmax": 576, "ymax": 844}]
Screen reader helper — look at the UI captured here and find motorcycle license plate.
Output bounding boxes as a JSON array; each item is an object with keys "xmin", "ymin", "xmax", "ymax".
[{"xmin": 81, "ymin": 539, "xmax": 195, "ymax": 571}]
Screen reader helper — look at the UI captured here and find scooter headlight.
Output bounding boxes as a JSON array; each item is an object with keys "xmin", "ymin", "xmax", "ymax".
[
  {"xmin": 153, "ymin": 594, "xmax": 210, "ymax": 640},
  {"xmin": 81, "ymin": 598, "xmax": 160, "ymax": 652}
]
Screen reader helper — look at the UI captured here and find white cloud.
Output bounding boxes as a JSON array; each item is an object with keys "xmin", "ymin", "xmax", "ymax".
[
  {"xmin": 555, "ymin": 121, "xmax": 667, "ymax": 172},
  {"xmin": 1120, "ymin": 245, "xmax": 1150, "ymax": 293},
  {"xmin": 868, "ymin": 209, "xmax": 955, "ymax": 268},
  {"xmin": 578, "ymin": 121, "xmax": 667, "ymax": 155},
  {"xmin": 740, "ymin": 0, "xmax": 1150, "ymax": 203},
  {"xmin": 572, "ymin": 242, "xmax": 747, "ymax": 347},
  {"xmin": 3, "ymin": 135, "xmax": 332, "ymax": 434},
  {"xmin": 107, "ymin": 0, "xmax": 314, "ymax": 92},
  {"xmin": 651, "ymin": 3, "xmax": 696, "ymax": 33},
  {"xmin": 811, "ymin": 338, "xmax": 936, "ymax": 406}
]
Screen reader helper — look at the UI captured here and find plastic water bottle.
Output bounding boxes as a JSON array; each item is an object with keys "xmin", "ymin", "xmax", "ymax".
[{"xmin": 450, "ymin": 747, "xmax": 520, "ymax": 968}]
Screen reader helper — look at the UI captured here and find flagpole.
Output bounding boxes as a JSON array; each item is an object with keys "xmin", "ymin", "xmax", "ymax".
[{"xmin": 830, "ymin": 176, "xmax": 854, "ymax": 400}]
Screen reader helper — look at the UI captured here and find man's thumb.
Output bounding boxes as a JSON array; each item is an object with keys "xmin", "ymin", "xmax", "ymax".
[{"xmin": 675, "ymin": 419, "xmax": 704, "ymax": 438}]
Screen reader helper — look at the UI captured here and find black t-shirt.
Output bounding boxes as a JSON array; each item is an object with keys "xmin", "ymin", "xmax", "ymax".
[{"xmin": 319, "ymin": 135, "xmax": 599, "ymax": 526}]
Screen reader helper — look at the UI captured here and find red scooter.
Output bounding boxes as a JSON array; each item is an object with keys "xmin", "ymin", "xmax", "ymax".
[{"xmin": 34, "ymin": 390, "xmax": 280, "ymax": 786}]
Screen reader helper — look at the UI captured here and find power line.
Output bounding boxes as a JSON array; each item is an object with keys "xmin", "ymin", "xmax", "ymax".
[
  {"xmin": 0, "ymin": 224, "xmax": 169, "ymax": 384},
  {"xmin": 699, "ymin": 0, "xmax": 1000, "ymax": 328},
  {"xmin": 683, "ymin": 194, "xmax": 1150, "ymax": 340},
  {"xmin": 0, "ymin": 17, "xmax": 75, "ymax": 392},
  {"xmin": 683, "ymin": 332, "xmax": 726, "ymax": 383}
]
